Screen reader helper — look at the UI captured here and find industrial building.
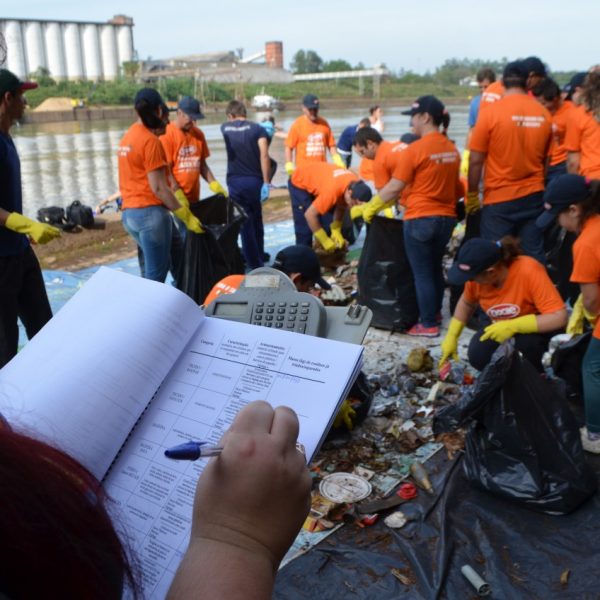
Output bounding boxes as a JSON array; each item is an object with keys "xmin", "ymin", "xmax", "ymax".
[{"xmin": 0, "ymin": 15, "xmax": 135, "ymax": 81}]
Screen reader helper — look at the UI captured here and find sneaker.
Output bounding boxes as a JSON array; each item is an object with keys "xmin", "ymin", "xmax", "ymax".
[
  {"xmin": 407, "ymin": 323, "xmax": 440, "ymax": 338},
  {"xmin": 580, "ymin": 427, "xmax": 600, "ymax": 454}
]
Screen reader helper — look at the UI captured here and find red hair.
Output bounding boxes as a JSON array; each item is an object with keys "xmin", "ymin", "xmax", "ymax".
[{"xmin": 0, "ymin": 427, "xmax": 138, "ymax": 598}]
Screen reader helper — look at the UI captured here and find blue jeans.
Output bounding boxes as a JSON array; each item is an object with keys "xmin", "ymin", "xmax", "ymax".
[
  {"xmin": 403, "ymin": 216, "xmax": 455, "ymax": 327},
  {"xmin": 481, "ymin": 191, "xmax": 545, "ymax": 264},
  {"xmin": 288, "ymin": 180, "xmax": 334, "ymax": 247},
  {"xmin": 228, "ymin": 176, "xmax": 264, "ymax": 270},
  {"xmin": 122, "ymin": 205, "xmax": 173, "ymax": 282},
  {"xmin": 583, "ymin": 337, "xmax": 600, "ymax": 434}
]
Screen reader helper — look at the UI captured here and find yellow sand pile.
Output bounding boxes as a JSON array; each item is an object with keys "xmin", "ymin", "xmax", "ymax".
[{"xmin": 34, "ymin": 97, "xmax": 74, "ymax": 112}]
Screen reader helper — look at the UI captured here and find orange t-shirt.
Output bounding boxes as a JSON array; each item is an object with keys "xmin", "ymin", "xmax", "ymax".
[
  {"xmin": 203, "ymin": 274, "xmax": 246, "ymax": 306},
  {"xmin": 479, "ymin": 81, "xmax": 505, "ymax": 112},
  {"xmin": 570, "ymin": 214, "xmax": 600, "ymax": 339},
  {"xmin": 286, "ymin": 116, "xmax": 335, "ymax": 166},
  {"xmin": 373, "ymin": 140, "xmax": 406, "ymax": 189},
  {"xmin": 548, "ymin": 100, "xmax": 576, "ymax": 166},
  {"xmin": 464, "ymin": 255, "xmax": 565, "ymax": 322},
  {"xmin": 359, "ymin": 157, "xmax": 374, "ymax": 182},
  {"xmin": 291, "ymin": 163, "xmax": 358, "ymax": 215},
  {"xmin": 564, "ymin": 105, "xmax": 600, "ymax": 178},
  {"xmin": 160, "ymin": 123, "xmax": 210, "ymax": 202},
  {"xmin": 392, "ymin": 131, "xmax": 461, "ymax": 220},
  {"xmin": 470, "ymin": 93, "xmax": 552, "ymax": 205},
  {"xmin": 118, "ymin": 123, "xmax": 167, "ymax": 209}
]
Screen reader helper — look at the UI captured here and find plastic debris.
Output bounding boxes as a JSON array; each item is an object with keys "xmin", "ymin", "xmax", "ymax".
[
  {"xmin": 407, "ymin": 347, "xmax": 434, "ymax": 372},
  {"xmin": 410, "ymin": 461, "xmax": 434, "ymax": 495},
  {"xmin": 384, "ymin": 511, "xmax": 408, "ymax": 528},
  {"xmin": 319, "ymin": 472, "xmax": 373, "ymax": 503},
  {"xmin": 461, "ymin": 565, "xmax": 491, "ymax": 597}
]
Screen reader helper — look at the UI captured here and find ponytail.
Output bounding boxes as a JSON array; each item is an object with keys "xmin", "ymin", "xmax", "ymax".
[
  {"xmin": 498, "ymin": 235, "xmax": 522, "ymax": 267},
  {"xmin": 135, "ymin": 99, "xmax": 164, "ymax": 130},
  {"xmin": 432, "ymin": 109, "xmax": 451, "ymax": 135}
]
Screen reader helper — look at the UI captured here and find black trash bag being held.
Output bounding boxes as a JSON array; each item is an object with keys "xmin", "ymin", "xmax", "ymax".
[{"xmin": 433, "ymin": 343, "xmax": 597, "ymax": 515}]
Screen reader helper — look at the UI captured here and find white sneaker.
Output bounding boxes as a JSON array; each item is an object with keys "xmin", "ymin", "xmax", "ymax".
[{"xmin": 580, "ymin": 427, "xmax": 600, "ymax": 454}]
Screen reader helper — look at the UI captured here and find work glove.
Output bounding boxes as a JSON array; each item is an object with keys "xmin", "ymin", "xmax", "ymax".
[
  {"xmin": 350, "ymin": 204, "xmax": 365, "ymax": 221},
  {"xmin": 460, "ymin": 149, "xmax": 470, "ymax": 179},
  {"xmin": 313, "ymin": 228, "xmax": 336, "ymax": 253},
  {"xmin": 331, "ymin": 153, "xmax": 346, "ymax": 169},
  {"xmin": 567, "ymin": 294, "xmax": 597, "ymax": 335},
  {"xmin": 382, "ymin": 206, "xmax": 395, "ymax": 219},
  {"xmin": 174, "ymin": 203, "xmax": 205, "ymax": 234},
  {"xmin": 362, "ymin": 195, "xmax": 395, "ymax": 224},
  {"xmin": 260, "ymin": 183, "xmax": 270, "ymax": 203},
  {"xmin": 5, "ymin": 212, "xmax": 61, "ymax": 244},
  {"xmin": 465, "ymin": 191, "xmax": 480, "ymax": 215},
  {"xmin": 439, "ymin": 317, "xmax": 466, "ymax": 368},
  {"xmin": 174, "ymin": 188, "xmax": 190, "ymax": 209},
  {"xmin": 329, "ymin": 220, "xmax": 346, "ymax": 249},
  {"xmin": 333, "ymin": 398, "xmax": 356, "ymax": 430},
  {"xmin": 285, "ymin": 161, "xmax": 295, "ymax": 177},
  {"xmin": 209, "ymin": 180, "xmax": 228, "ymax": 197},
  {"xmin": 480, "ymin": 314, "xmax": 538, "ymax": 344}
]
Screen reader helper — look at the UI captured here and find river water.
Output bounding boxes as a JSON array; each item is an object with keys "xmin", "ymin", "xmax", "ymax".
[{"xmin": 13, "ymin": 105, "xmax": 470, "ymax": 218}]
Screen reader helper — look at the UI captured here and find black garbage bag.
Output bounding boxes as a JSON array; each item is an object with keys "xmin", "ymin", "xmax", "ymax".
[
  {"xmin": 177, "ymin": 194, "xmax": 246, "ymax": 303},
  {"xmin": 433, "ymin": 343, "xmax": 597, "ymax": 515},
  {"xmin": 545, "ymin": 223, "xmax": 579, "ymax": 304},
  {"xmin": 552, "ymin": 332, "xmax": 592, "ymax": 403},
  {"xmin": 357, "ymin": 216, "xmax": 418, "ymax": 331}
]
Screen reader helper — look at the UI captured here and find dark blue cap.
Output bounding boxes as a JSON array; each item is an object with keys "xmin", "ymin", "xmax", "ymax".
[
  {"xmin": 178, "ymin": 96, "xmax": 205, "ymax": 120},
  {"xmin": 536, "ymin": 174, "xmax": 592, "ymax": 230},
  {"xmin": 400, "ymin": 133, "xmax": 420, "ymax": 144},
  {"xmin": 134, "ymin": 87, "xmax": 164, "ymax": 108},
  {"xmin": 401, "ymin": 95, "xmax": 445, "ymax": 121},
  {"xmin": 447, "ymin": 238, "xmax": 502, "ymax": 285},
  {"xmin": 349, "ymin": 180, "xmax": 373, "ymax": 203},
  {"xmin": 502, "ymin": 61, "xmax": 528, "ymax": 83},
  {"xmin": 563, "ymin": 72, "xmax": 587, "ymax": 97},
  {"xmin": 272, "ymin": 245, "xmax": 331, "ymax": 289},
  {"xmin": 302, "ymin": 94, "xmax": 320, "ymax": 109}
]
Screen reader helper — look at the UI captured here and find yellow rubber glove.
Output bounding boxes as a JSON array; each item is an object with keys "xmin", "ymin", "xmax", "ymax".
[
  {"xmin": 331, "ymin": 153, "xmax": 346, "ymax": 169},
  {"xmin": 209, "ymin": 180, "xmax": 228, "ymax": 197},
  {"xmin": 439, "ymin": 317, "xmax": 466, "ymax": 368},
  {"xmin": 480, "ymin": 314, "xmax": 538, "ymax": 343},
  {"xmin": 350, "ymin": 204, "xmax": 365, "ymax": 221},
  {"xmin": 362, "ymin": 195, "xmax": 395, "ymax": 224},
  {"xmin": 382, "ymin": 206, "xmax": 395, "ymax": 219},
  {"xmin": 174, "ymin": 204, "xmax": 205, "ymax": 234},
  {"xmin": 465, "ymin": 191, "xmax": 480, "ymax": 215},
  {"xmin": 567, "ymin": 294, "xmax": 597, "ymax": 335},
  {"xmin": 174, "ymin": 188, "xmax": 189, "ymax": 209},
  {"xmin": 460, "ymin": 149, "xmax": 470, "ymax": 179},
  {"xmin": 330, "ymin": 220, "xmax": 346, "ymax": 249},
  {"xmin": 5, "ymin": 212, "xmax": 61, "ymax": 244},
  {"xmin": 285, "ymin": 161, "xmax": 295, "ymax": 176},
  {"xmin": 314, "ymin": 228, "xmax": 336, "ymax": 253},
  {"xmin": 333, "ymin": 398, "xmax": 356, "ymax": 430}
]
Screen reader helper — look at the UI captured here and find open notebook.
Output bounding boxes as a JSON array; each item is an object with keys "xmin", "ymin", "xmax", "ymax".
[{"xmin": 0, "ymin": 267, "xmax": 363, "ymax": 598}]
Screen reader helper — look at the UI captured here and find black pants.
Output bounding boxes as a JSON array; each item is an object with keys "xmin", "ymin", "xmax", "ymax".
[
  {"xmin": 468, "ymin": 327, "xmax": 553, "ymax": 373},
  {"xmin": 0, "ymin": 246, "xmax": 52, "ymax": 367}
]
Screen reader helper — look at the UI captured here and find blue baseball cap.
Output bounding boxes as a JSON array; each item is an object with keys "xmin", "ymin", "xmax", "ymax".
[
  {"xmin": 302, "ymin": 94, "xmax": 320, "ymax": 109},
  {"xmin": 401, "ymin": 95, "xmax": 445, "ymax": 121},
  {"xmin": 447, "ymin": 239, "xmax": 502, "ymax": 285},
  {"xmin": 536, "ymin": 174, "xmax": 592, "ymax": 230},
  {"xmin": 178, "ymin": 96, "xmax": 205, "ymax": 120},
  {"xmin": 134, "ymin": 87, "xmax": 164, "ymax": 108},
  {"xmin": 272, "ymin": 245, "xmax": 331, "ymax": 289}
]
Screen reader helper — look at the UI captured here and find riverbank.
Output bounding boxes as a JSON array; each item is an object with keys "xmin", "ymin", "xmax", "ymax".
[{"xmin": 33, "ymin": 190, "xmax": 294, "ymax": 272}]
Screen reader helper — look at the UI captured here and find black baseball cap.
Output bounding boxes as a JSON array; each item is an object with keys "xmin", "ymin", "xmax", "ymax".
[
  {"xmin": 302, "ymin": 94, "xmax": 320, "ymax": 109},
  {"xmin": 348, "ymin": 180, "xmax": 373, "ymax": 203},
  {"xmin": 134, "ymin": 87, "xmax": 164, "ymax": 108},
  {"xmin": 522, "ymin": 56, "xmax": 547, "ymax": 77},
  {"xmin": 272, "ymin": 245, "xmax": 331, "ymax": 290},
  {"xmin": 536, "ymin": 174, "xmax": 592, "ymax": 230},
  {"xmin": 447, "ymin": 239, "xmax": 502, "ymax": 285},
  {"xmin": 178, "ymin": 96, "xmax": 205, "ymax": 120},
  {"xmin": 401, "ymin": 95, "xmax": 445, "ymax": 121},
  {"xmin": 563, "ymin": 72, "xmax": 587, "ymax": 97},
  {"xmin": 0, "ymin": 69, "xmax": 38, "ymax": 96},
  {"xmin": 502, "ymin": 61, "xmax": 528, "ymax": 83}
]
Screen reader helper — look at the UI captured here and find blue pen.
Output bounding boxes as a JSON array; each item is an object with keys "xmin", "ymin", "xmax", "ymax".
[{"xmin": 164, "ymin": 441, "xmax": 223, "ymax": 461}]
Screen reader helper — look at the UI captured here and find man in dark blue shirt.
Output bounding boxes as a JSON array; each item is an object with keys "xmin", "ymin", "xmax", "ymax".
[
  {"xmin": 221, "ymin": 101, "xmax": 270, "ymax": 269},
  {"xmin": 0, "ymin": 69, "xmax": 61, "ymax": 367},
  {"xmin": 336, "ymin": 118, "xmax": 371, "ymax": 168}
]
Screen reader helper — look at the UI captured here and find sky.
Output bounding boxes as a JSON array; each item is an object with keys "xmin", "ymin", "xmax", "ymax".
[{"xmin": 2, "ymin": 0, "xmax": 599, "ymax": 74}]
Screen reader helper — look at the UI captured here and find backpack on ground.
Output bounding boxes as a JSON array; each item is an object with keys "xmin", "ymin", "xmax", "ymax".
[
  {"xmin": 36, "ymin": 206, "xmax": 76, "ymax": 231},
  {"xmin": 66, "ymin": 201, "xmax": 95, "ymax": 228}
]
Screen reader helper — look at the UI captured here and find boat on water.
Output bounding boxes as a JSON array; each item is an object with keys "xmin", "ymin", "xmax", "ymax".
[{"xmin": 251, "ymin": 89, "xmax": 284, "ymax": 111}]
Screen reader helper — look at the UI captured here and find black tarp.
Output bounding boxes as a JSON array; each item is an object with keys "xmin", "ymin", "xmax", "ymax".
[
  {"xmin": 274, "ymin": 449, "xmax": 600, "ymax": 599},
  {"xmin": 356, "ymin": 217, "xmax": 418, "ymax": 331},
  {"xmin": 177, "ymin": 194, "xmax": 246, "ymax": 303}
]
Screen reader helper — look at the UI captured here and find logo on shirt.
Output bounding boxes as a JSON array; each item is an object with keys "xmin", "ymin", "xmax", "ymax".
[
  {"xmin": 118, "ymin": 145, "xmax": 131, "ymax": 157},
  {"xmin": 511, "ymin": 115, "xmax": 545, "ymax": 128},
  {"xmin": 487, "ymin": 303, "xmax": 521, "ymax": 320},
  {"xmin": 306, "ymin": 133, "xmax": 325, "ymax": 157},
  {"xmin": 430, "ymin": 151, "xmax": 459, "ymax": 165}
]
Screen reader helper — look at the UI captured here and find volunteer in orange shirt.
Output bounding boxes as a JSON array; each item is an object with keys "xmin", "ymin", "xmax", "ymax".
[
  {"xmin": 118, "ymin": 88, "xmax": 203, "ymax": 283},
  {"xmin": 288, "ymin": 162, "xmax": 372, "ymax": 250},
  {"xmin": 160, "ymin": 96, "xmax": 226, "ymax": 206},
  {"xmin": 284, "ymin": 94, "xmax": 343, "ymax": 175},
  {"xmin": 468, "ymin": 61, "xmax": 552, "ymax": 264},
  {"xmin": 532, "ymin": 78, "xmax": 576, "ymax": 182},
  {"xmin": 360, "ymin": 96, "xmax": 462, "ymax": 337},
  {"xmin": 442, "ymin": 237, "xmax": 566, "ymax": 372},
  {"xmin": 535, "ymin": 174, "xmax": 600, "ymax": 453},
  {"xmin": 564, "ymin": 72, "xmax": 600, "ymax": 179}
]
